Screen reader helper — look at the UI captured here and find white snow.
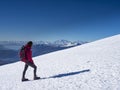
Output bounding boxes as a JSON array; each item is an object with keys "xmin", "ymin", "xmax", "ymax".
[{"xmin": 0, "ymin": 34, "xmax": 120, "ymax": 90}]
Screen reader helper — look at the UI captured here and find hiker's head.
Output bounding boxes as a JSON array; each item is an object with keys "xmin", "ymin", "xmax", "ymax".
[{"xmin": 27, "ymin": 41, "xmax": 33, "ymax": 47}]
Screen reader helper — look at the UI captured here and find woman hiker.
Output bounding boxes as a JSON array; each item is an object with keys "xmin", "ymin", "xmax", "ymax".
[{"xmin": 20, "ymin": 41, "xmax": 40, "ymax": 81}]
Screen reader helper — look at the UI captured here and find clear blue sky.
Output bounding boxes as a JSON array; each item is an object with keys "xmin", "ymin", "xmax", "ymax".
[{"xmin": 0, "ymin": 0, "xmax": 120, "ymax": 42}]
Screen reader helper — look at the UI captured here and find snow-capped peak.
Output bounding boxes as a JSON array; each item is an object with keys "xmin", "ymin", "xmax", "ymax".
[{"xmin": 53, "ymin": 40, "xmax": 87, "ymax": 47}]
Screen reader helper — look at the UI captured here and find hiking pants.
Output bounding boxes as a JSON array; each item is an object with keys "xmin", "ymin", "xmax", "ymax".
[{"xmin": 22, "ymin": 61, "xmax": 37, "ymax": 78}]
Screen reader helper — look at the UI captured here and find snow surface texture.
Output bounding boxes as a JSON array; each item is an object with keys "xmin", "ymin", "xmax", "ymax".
[{"xmin": 0, "ymin": 34, "xmax": 120, "ymax": 90}]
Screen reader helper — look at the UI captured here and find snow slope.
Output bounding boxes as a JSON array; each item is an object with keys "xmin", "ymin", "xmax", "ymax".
[{"xmin": 0, "ymin": 34, "xmax": 120, "ymax": 90}]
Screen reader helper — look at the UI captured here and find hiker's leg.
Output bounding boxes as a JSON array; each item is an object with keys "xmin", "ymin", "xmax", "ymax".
[
  {"xmin": 26, "ymin": 62, "xmax": 37, "ymax": 77},
  {"xmin": 22, "ymin": 63, "xmax": 28, "ymax": 79}
]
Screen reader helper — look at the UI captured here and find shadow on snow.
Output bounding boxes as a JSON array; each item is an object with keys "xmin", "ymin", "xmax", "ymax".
[{"xmin": 42, "ymin": 69, "xmax": 90, "ymax": 79}]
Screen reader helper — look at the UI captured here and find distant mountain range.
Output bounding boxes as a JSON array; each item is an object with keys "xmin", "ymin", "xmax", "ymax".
[
  {"xmin": 0, "ymin": 40, "xmax": 88, "ymax": 65},
  {"xmin": 0, "ymin": 40, "xmax": 87, "ymax": 47}
]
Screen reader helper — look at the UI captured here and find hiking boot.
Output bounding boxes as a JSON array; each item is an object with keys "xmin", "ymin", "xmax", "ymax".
[
  {"xmin": 34, "ymin": 76, "xmax": 40, "ymax": 80},
  {"xmin": 22, "ymin": 78, "xmax": 29, "ymax": 81}
]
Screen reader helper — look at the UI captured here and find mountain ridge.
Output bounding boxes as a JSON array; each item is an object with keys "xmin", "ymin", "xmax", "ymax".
[{"xmin": 0, "ymin": 34, "xmax": 120, "ymax": 90}]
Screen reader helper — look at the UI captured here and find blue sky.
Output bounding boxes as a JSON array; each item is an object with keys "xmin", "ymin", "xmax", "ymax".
[{"xmin": 0, "ymin": 0, "xmax": 120, "ymax": 42}]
